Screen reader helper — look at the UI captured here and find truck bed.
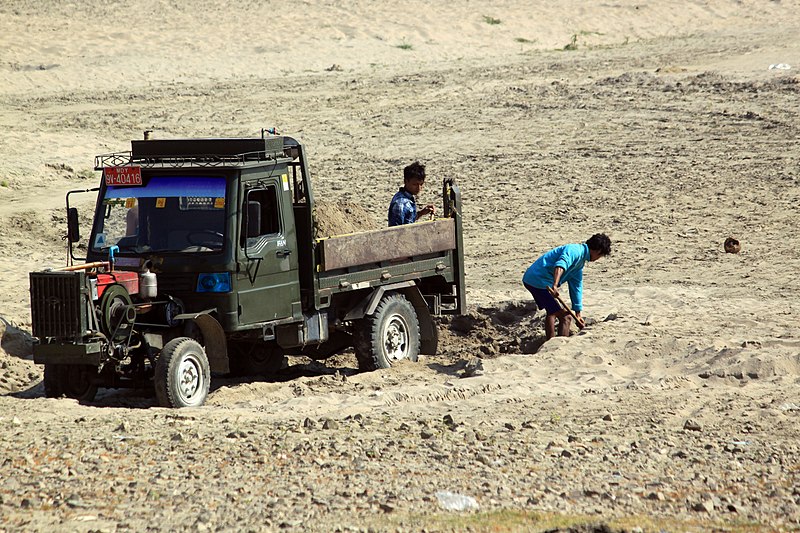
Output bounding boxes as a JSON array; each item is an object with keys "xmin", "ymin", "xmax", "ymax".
[
  {"xmin": 317, "ymin": 218, "xmax": 456, "ymax": 271},
  {"xmin": 314, "ymin": 218, "xmax": 461, "ymax": 302}
]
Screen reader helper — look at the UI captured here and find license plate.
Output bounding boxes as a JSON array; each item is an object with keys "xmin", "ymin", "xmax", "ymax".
[{"xmin": 104, "ymin": 166, "xmax": 142, "ymax": 186}]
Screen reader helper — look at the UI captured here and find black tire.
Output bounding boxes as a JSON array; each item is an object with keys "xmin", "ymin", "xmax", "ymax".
[
  {"xmin": 154, "ymin": 337, "xmax": 210, "ymax": 408},
  {"xmin": 354, "ymin": 293, "xmax": 420, "ymax": 371},
  {"xmin": 43, "ymin": 364, "xmax": 98, "ymax": 402},
  {"xmin": 228, "ymin": 341, "xmax": 285, "ymax": 377}
]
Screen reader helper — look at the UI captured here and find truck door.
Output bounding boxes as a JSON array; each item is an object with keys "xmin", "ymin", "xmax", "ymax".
[{"xmin": 237, "ymin": 179, "xmax": 301, "ymax": 324}]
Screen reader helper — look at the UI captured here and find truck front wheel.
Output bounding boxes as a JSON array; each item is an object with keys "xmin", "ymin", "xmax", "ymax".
[
  {"xmin": 155, "ymin": 338, "xmax": 210, "ymax": 408},
  {"xmin": 354, "ymin": 293, "xmax": 420, "ymax": 371},
  {"xmin": 43, "ymin": 364, "xmax": 98, "ymax": 402}
]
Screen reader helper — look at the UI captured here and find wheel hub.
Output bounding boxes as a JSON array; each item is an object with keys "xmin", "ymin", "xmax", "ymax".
[
  {"xmin": 178, "ymin": 357, "xmax": 201, "ymax": 400},
  {"xmin": 383, "ymin": 316, "xmax": 409, "ymax": 361}
]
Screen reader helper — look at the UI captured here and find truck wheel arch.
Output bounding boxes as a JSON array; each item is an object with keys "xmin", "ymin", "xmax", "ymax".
[{"xmin": 345, "ymin": 282, "xmax": 438, "ymax": 356}]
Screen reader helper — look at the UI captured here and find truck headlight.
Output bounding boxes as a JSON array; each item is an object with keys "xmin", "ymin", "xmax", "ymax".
[{"xmin": 196, "ymin": 272, "xmax": 231, "ymax": 293}]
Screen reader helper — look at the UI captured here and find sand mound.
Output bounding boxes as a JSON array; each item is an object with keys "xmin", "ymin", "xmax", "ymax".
[
  {"xmin": 693, "ymin": 340, "xmax": 800, "ymax": 383},
  {"xmin": 0, "ymin": 317, "xmax": 39, "ymax": 394},
  {"xmin": 314, "ymin": 199, "xmax": 381, "ymax": 239},
  {"xmin": 438, "ymin": 301, "xmax": 545, "ymax": 358}
]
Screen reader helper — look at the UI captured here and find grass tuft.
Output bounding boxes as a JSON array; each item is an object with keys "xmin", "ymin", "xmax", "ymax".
[
  {"xmin": 357, "ymin": 509, "xmax": 770, "ymax": 533},
  {"xmin": 563, "ymin": 34, "xmax": 578, "ymax": 51}
]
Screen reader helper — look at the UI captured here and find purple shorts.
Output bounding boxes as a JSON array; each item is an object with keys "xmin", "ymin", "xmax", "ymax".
[{"xmin": 524, "ymin": 283, "xmax": 561, "ymax": 315}]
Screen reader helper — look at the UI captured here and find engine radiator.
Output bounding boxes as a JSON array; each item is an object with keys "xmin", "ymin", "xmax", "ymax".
[{"xmin": 29, "ymin": 271, "xmax": 89, "ymax": 341}]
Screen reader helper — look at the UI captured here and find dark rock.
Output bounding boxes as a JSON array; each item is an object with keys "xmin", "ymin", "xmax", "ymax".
[
  {"xmin": 461, "ymin": 357, "xmax": 484, "ymax": 378},
  {"xmin": 692, "ymin": 500, "xmax": 714, "ymax": 513},
  {"xmin": 449, "ymin": 315, "xmax": 478, "ymax": 334},
  {"xmin": 479, "ymin": 345, "xmax": 496, "ymax": 356},
  {"xmin": 683, "ymin": 419, "xmax": 702, "ymax": 432}
]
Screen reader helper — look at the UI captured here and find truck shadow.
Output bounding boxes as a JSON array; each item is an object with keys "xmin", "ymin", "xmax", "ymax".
[
  {"xmin": 9, "ymin": 381, "xmax": 159, "ymax": 408},
  {"xmin": 7, "ymin": 359, "xmax": 362, "ymax": 409}
]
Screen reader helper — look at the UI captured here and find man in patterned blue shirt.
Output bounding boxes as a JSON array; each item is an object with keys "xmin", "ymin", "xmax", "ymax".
[{"xmin": 388, "ymin": 161, "xmax": 436, "ymax": 226}]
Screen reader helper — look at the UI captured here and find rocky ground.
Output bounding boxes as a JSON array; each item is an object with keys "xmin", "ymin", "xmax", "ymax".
[{"xmin": 2, "ymin": 302, "xmax": 800, "ymax": 532}]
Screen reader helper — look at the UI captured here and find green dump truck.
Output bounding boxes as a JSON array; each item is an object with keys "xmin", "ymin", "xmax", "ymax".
[{"xmin": 29, "ymin": 134, "xmax": 465, "ymax": 407}]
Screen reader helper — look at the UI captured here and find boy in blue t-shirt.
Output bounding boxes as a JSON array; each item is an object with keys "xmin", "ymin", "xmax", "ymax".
[{"xmin": 523, "ymin": 233, "xmax": 611, "ymax": 339}]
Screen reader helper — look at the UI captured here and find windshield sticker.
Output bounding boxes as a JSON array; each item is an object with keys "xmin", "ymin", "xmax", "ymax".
[
  {"xmin": 156, "ymin": 198, "xmax": 166, "ymax": 208},
  {"xmin": 94, "ymin": 233, "xmax": 107, "ymax": 248},
  {"xmin": 214, "ymin": 197, "xmax": 225, "ymax": 209},
  {"xmin": 106, "ymin": 176, "xmax": 225, "ymax": 199},
  {"xmin": 281, "ymin": 174, "xmax": 289, "ymax": 191},
  {"xmin": 115, "ymin": 257, "xmax": 140, "ymax": 268}
]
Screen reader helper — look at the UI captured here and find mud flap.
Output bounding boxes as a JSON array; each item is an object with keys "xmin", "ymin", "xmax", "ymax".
[
  {"xmin": 399, "ymin": 287, "xmax": 438, "ymax": 355},
  {"xmin": 177, "ymin": 310, "xmax": 229, "ymax": 374}
]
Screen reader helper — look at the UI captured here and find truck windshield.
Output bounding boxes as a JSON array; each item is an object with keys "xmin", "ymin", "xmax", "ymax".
[{"xmin": 91, "ymin": 176, "xmax": 227, "ymax": 254}]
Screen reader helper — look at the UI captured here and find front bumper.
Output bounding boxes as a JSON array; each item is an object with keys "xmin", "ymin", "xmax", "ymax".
[{"xmin": 33, "ymin": 342, "xmax": 103, "ymax": 365}]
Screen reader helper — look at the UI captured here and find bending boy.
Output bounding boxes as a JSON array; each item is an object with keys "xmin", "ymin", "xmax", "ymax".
[{"xmin": 522, "ymin": 234, "xmax": 611, "ymax": 339}]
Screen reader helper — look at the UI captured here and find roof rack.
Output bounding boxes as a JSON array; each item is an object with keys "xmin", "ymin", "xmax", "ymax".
[
  {"xmin": 94, "ymin": 137, "xmax": 291, "ymax": 170},
  {"xmin": 94, "ymin": 150, "xmax": 287, "ymax": 170}
]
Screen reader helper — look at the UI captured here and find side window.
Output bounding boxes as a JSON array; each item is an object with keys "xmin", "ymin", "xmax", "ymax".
[{"xmin": 242, "ymin": 185, "xmax": 281, "ymax": 249}]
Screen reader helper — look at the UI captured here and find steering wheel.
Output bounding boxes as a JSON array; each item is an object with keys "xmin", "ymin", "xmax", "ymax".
[{"xmin": 186, "ymin": 230, "xmax": 223, "ymax": 248}]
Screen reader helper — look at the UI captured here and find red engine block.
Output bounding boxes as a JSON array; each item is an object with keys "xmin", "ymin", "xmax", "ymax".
[{"xmin": 95, "ymin": 271, "xmax": 139, "ymax": 299}]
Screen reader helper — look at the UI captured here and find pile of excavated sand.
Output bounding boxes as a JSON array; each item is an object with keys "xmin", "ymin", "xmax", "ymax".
[
  {"xmin": 437, "ymin": 301, "xmax": 546, "ymax": 358},
  {"xmin": 314, "ymin": 199, "xmax": 381, "ymax": 239},
  {"xmin": 0, "ymin": 318, "xmax": 38, "ymax": 394}
]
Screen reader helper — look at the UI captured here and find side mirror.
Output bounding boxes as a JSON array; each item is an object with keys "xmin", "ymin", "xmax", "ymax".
[{"xmin": 67, "ymin": 207, "xmax": 80, "ymax": 242}]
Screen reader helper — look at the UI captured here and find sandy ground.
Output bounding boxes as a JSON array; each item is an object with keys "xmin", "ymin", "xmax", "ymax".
[{"xmin": 1, "ymin": 1, "xmax": 800, "ymax": 531}]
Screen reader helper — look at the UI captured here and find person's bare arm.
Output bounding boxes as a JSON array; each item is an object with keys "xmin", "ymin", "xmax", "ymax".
[
  {"xmin": 415, "ymin": 204, "xmax": 436, "ymax": 220},
  {"xmin": 550, "ymin": 266, "xmax": 565, "ymax": 296}
]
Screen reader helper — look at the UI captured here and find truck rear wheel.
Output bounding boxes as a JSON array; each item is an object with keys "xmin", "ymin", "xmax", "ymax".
[
  {"xmin": 354, "ymin": 293, "xmax": 420, "ymax": 371},
  {"xmin": 228, "ymin": 341, "xmax": 285, "ymax": 376},
  {"xmin": 43, "ymin": 364, "xmax": 98, "ymax": 402},
  {"xmin": 155, "ymin": 337, "xmax": 210, "ymax": 408}
]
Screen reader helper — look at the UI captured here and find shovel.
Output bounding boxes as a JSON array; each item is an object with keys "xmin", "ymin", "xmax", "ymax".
[{"xmin": 547, "ymin": 287, "xmax": 586, "ymax": 330}]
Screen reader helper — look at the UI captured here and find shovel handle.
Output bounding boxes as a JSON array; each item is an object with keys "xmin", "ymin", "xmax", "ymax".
[{"xmin": 547, "ymin": 287, "xmax": 586, "ymax": 329}]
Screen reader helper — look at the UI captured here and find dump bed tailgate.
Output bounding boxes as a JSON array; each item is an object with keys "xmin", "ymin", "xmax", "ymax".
[
  {"xmin": 317, "ymin": 219, "xmax": 455, "ymax": 271},
  {"xmin": 315, "ymin": 218, "xmax": 460, "ymax": 302}
]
